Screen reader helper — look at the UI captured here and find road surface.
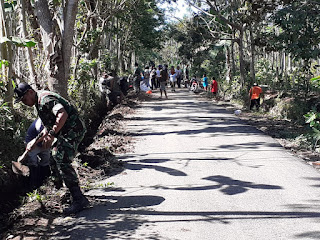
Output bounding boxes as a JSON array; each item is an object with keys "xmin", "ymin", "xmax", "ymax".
[{"xmin": 53, "ymin": 89, "xmax": 320, "ymax": 240}]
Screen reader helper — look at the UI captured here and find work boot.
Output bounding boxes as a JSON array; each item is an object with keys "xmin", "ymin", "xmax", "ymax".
[{"xmin": 63, "ymin": 186, "xmax": 90, "ymax": 215}]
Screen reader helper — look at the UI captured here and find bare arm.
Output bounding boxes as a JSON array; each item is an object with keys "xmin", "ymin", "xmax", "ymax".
[{"xmin": 42, "ymin": 108, "xmax": 68, "ymax": 149}]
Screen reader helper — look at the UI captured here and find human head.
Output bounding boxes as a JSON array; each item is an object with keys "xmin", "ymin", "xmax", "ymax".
[
  {"xmin": 102, "ymin": 72, "xmax": 108, "ymax": 78},
  {"xmin": 135, "ymin": 62, "xmax": 139, "ymax": 67},
  {"xmin": 253, "ymin": 82, "xmax": 258, "ymax": 86},
  {"xmin": 14, "ymin": 82, "xmax": 36, "ymax": 106},
  {"xmin": 158, "ymin": 64, "xmax": 162, "ymax": 69},
  {"xmin": 203, "ymin": 74, "xmax": 206, "ymax": 77},
  {"xmin": 176, "ymin": 66, "xmax": 180, "ymax": 70}
]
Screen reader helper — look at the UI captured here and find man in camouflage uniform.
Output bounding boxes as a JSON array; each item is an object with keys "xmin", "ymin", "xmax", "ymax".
[{"xmin": 14, "ymin": 82, "xmax": 89, "ymax": 215}]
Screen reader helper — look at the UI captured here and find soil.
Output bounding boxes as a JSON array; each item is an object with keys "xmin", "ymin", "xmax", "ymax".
[{"xmin": 2, "ymin": 90, "xmax": 320, "ymax": 240}]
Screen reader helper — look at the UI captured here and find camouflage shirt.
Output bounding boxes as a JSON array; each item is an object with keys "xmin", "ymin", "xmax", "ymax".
[{"xmin": 35, "ymin": 91, "xmax": 84, "ymax": 137}]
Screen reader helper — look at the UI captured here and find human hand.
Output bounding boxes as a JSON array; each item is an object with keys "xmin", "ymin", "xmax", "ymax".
[
  {"xmin": 42, "ymin": 134, "xmax": 55, "ymax": 149},
  {"xmin": 26, "ymin": 138, "xmax": 37, "ymax": 151}
]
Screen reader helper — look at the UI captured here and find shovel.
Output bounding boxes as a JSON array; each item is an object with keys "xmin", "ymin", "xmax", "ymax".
[{"xmin": 12, "ymin": 132, "xmax": 44, "ymax": 177}]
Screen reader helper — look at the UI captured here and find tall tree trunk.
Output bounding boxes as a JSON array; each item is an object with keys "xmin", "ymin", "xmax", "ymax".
[
  {"xmin": 19, "ymin": 0, "xmax": 37, "ymax": 87},
  {"xmin": 89, "ymin": 0, "xmax": 98, "ymax": 80},
  {"xmin": 34, "ymin": 0, "xmax": 79, "ymax": 98},
  {"xmin": 225, "ymin": 45, "xmax": 231, "ymax": 84},
  {"xmin": 62, "ymin": 0, "xmax": 79, "ymax": 96},
  {"xmin": 238, "ymin": 29, "xmax": 246, "ymax": 89},
  {"xmin": 0, "ymin": 0, "xmax": 13, "ymax": 107},
  {"xmin": 231, "ymin": 32, "xmax": 236, "ymax": 76},
  {"xmin": 249, "ymin": 25, "xmax": 256, "ymax": 85}
]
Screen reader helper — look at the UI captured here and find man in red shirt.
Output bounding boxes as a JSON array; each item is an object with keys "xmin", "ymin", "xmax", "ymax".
[
  {"xmin": 210, "ymin": 77, "xmax": 218, "ymax": 98},
  {"xmin": 249, "ymin": 83, "xmax": 263, "ymax": 110}
]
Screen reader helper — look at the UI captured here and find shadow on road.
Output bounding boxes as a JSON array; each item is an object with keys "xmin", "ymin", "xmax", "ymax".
[
  {"xmin": 150, "ymin": 174, "xmax": 282, "ymax": 195},
  {"xmin": 125, "ymin": 160, "xmax": 187, "ymax": 176},
  {"xmin": 50, "ymin": 202, "xmax": 320, "ymax": 239}
]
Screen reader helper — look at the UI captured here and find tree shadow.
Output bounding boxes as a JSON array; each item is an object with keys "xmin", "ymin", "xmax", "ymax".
[
  {"xmin": 125, "ymin": 161, "xmax": 187, "ymax": 177},
  {"xmin": 50, "ymin": 195, "xmax": 166, "ymax": 239},
  {"xmin": 152, "ymin": 175, "xmax": 282, "ymax": 195},
  {"xmin": 50, "ymin": 206, "xmax": 320, "ymax": 239},
  {"xmin": 294, "ymin": 231, "xmax": 320, "ymax": 239}
]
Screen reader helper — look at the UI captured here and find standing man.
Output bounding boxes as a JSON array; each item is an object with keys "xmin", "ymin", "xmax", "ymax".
[
  {"xmin": 249, "ymin": 83, "xmax": 263, "ymax": 111},
  {"xmin": 14, "ymin": 82, "xmax": 89, "ymax": 215},
  {"xmin": 210, "ymin": 77, "xmax": 218, "ymax": 99},
  {"xmin": 150, "ymin": 66, "xmax": 157, "ymax": 90},
  {"xmin": 159, "ymin": 65, "xmax": 168, "ymax": 99},
  {"xmin": 156, "ymin": 65, "xmax": 161, "ymax": 89},
  {"xmin": 133, "ymin": 63, "xmax": 143, "ymax": 93},
  {"xmin": 175, "ymin": 66, "xmax": 182, "ymax": 88},
  {"xmin": 202, "ymin": 74, "xmax": 208, "ymax": 91}
]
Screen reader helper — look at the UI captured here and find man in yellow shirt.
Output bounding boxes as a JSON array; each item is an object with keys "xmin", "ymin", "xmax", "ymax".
[{"xmin": 249, "ymin": 83, "xmax": 263, "ymax": 111}]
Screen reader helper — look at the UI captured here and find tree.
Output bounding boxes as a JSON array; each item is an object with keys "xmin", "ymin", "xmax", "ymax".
[{"xmin": 33, "ymin": 0, "xmax": 79, "ymax": 98}]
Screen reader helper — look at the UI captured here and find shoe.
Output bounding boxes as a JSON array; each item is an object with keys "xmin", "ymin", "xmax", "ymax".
[
  {"xmin": 63, "ymin": 186, "xmax": 90, "ymax": 215},
  {"xmin": 63, "ymin": 195, "xmax": 90, "ymax": 215}
]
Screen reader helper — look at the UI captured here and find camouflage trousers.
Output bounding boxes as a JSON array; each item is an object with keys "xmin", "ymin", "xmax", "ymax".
[{"xmin": 51, "ymin": 117, "xmax": 86, "ymax": 189}]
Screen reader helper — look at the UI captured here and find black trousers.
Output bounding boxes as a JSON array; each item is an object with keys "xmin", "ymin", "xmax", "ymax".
[
  {"xmin": 250, "ymin": 98, "xmax": 260, "ymax": 110},
  {"xmin": 177, "ymin": 76, "xmax": 181, "ymax": 88}
]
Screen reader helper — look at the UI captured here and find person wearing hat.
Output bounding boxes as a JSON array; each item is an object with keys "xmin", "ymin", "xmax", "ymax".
[
  {"xmin": 249, "ymin": 83, "xmax": 263, "ymax": 111},
  {"xmin": 14, "ymin": 82, "xmax": 89, "ymax": 215}
]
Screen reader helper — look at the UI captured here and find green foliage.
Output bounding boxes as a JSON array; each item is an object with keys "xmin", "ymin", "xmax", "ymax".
[
  {"xmin": 0, "ymin": 76, "xmax": 31, "ymax": 168},
  {"xmin": 310, "ymin": 75, "xmax": 320, "ymax": 89},
  {"xmin": 271, "ymin": 1, "xmax": 320, "ymax": 62},
  {"xmin": 255, "ymin": 59, "xmax": 277, "ymax": 88},
  {"xmin": 26, "ymin": 190, "xmax": 45, "ymax": 203},
  {"xmin": 305, "ymin": 109, "xmax": 320, "ymax": 129},
  {"xmin": 0, "ymin": 36, "xmax": 37, "ymax": 48},
  {"xmin": 68, "ymin": 57, "xmax": 102, "ymax": 125},
  {"xmin": 304, "ymin": 109, "xmax": 320, "ymax": 150}
]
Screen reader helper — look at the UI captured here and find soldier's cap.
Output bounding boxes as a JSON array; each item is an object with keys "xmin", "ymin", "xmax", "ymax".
[{"xmin": 14, "ymin": 82, "xmax": 32, "ymax": 103}]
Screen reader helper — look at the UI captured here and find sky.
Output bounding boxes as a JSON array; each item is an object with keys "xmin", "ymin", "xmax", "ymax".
[{"xmin": 159, "ymin": 0, "xmax": 195, "ymax": 22}]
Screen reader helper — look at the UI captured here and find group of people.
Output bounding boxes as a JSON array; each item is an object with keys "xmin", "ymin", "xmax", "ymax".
[
  {"xmin": 12, "ymin": 64, "xmax": 263, "ymax": 217},
  {"xmin": 133, "ymin": 63, "xmax": 184, "ymax": 94},
  {"xmin": 132, "ymin": 63, "xmax": 221, "ymax": 99},
  {"xmin": 189, "ymin": 74, "xmax": 218, "ymax": 97},
  {"xmin": 99, "ymin": 71, "xmax": 127, "ymax": 109}
]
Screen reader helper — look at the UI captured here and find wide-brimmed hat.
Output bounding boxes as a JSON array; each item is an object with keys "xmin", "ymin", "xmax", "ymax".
[{"xmin": 14, "ymin": 82, "xmax": 32, "ymax": 103}]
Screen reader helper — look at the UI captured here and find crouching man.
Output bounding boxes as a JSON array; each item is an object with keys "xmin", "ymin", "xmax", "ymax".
[
  {"xmin": 25, "ymin": 118, "xmax": 51, "ymax": 190},
  {"xmin": 14, "ymin": 82, "xmax": 89, "ymax": 215}
]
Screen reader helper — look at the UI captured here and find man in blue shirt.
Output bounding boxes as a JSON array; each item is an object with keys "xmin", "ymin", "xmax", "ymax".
[{"xmin": 25, "ymin": 118, "xmax": 51, "ymax": 190}]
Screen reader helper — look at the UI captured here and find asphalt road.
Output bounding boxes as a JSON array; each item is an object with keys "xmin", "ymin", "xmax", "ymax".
[{"xmin": 53, "ymin": 89, "xmax": 320, "ymax": 240}]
